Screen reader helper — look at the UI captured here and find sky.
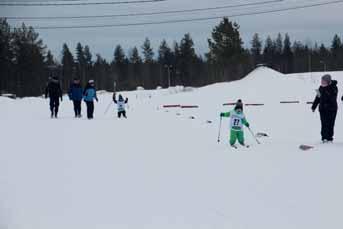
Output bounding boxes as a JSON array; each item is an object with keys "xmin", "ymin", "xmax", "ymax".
[{"xmin": 1, "ymin": 0, "xmax": 343, "ymax": 61}]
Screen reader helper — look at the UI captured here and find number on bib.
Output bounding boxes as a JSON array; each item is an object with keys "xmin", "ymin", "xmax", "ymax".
[{"xmin": 233, "ymin": 118, "xmax": 241, "ymax": 127}]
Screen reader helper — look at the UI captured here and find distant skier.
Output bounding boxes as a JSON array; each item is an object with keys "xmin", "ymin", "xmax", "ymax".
[
  {"xmin": 312, "ymin": 74, "xmax": 338, "ymax": 143},
  {"xmin": 68, "ymin": 78, "xmax": 83, "ymax": 118},
  {"xmin": 83, "ymin": 80, "xmax": 98, "ymax": 119},
  {"xmin": 220, "ymin": 100, "xmax": 250, "ymax": 147},
  {"xmin": 45, "ymin": 76, "xmax": 63, "ymax": 118},
  {"xmin": 113, "ymin": 93, "xmax": 128, "ymax": 118}
]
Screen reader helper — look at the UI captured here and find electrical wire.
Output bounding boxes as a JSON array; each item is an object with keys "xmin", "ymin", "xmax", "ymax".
[
  {"xmin": 5, "ymin": 0, "xmax": 283, "ymax": 20},
  {"xmin": 29, "ymin": 0, "xmax": 343, "ymax": 29},
  {"xmin": 0, "ymin": 0, "xmax": 165, "ymax": 7}
]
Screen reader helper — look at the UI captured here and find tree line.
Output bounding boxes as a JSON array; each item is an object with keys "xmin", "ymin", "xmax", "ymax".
[{"xmin": 0, "ymin": 17, "xmax": 343, "ymax": 97}]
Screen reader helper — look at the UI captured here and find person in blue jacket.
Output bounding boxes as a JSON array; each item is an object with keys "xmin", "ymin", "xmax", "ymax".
[
  {"xmin": 83, "ymin": 80, "xmax": 98, "ymax": 119},
  {"xmin": 68, "ymin": 78, "xmax": 83, "ymax": 118}
]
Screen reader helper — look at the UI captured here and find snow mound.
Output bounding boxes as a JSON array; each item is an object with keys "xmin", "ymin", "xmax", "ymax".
[{"xmin": 243, "ymin": 66, "xmax": 285, "ymax": 82}]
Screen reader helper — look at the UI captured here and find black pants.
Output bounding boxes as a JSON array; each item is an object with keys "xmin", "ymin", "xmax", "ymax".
[
  {"xmin": 118, "ymin": 111, "xmax": 127, "ymax": 118},
  {"xmin": 320, "ymin": 109, "xmax": 337, "ymax": 141},
  {"xmin": 73, "ymin": 100, "xmax": 82, "ymax": 117},
  {"xmin": 85, "ymin": 101, "xmax": 94, "ymax": 119},
  {"xmin": 49, "ymin": 97, "xmax": 60, "ymax": 116}
]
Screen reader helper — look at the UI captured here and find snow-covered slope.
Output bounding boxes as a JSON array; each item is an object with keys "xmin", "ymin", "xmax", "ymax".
[{"xmin": 1, "ymin": 67, "xmax": 343, "ymax": 229}]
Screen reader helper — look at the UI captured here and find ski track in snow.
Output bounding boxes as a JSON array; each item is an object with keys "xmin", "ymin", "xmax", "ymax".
[{"xmin": 1, "ymin": 67, "xmax": 343, "ymax": 229}]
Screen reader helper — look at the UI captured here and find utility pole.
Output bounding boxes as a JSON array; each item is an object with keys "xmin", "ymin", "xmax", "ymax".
[
  {"xmin": 320, "ymin": 61, "xmax": 327, "ymax": 72},
  {"xmin": 164, "ymin": 65, "xmax": 173, "ymax": 88}
]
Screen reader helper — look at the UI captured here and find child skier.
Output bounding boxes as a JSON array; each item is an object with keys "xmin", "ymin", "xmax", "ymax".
[
  {"xmin": 113, "ymin": 93, "xmax": 128, "ymax": 118},
  {"xmin": 220, "ymin": 100, "xmax": 250, "ymax": 147},
  {"xmin": 83, "ymin": 80, "xmax": 98, "ymax": 119}
]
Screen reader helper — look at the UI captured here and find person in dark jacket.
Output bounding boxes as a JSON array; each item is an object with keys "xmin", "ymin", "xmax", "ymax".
[
  {"xmin": 312, "ymin": 74, "xmax": 338, "ymax": 142},
  {"xmin": 83, "ymin": 80, "xmax": 98, "ymax": 119},
  {"xmin": 45, "ymin": 76, "xmax": 63, "ymax": 118},
  {"xmin": 113, "ymin": 93, "xmax": 128, "ymax": 118},
  {"xmin": 68, "ymin": 78, "xmax": 83, "ymax": 118}
]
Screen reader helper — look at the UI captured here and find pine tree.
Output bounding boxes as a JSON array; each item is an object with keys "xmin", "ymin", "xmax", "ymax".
[
  {"xmin": 12, "ymin": 23, "xmax": 46, "ymax": 96},
  {"xmin": 179, "ymin": 33, "xmax": 197, "ymax": 86},
  {"xmin": 208, "ymin": 17, "xmax": 244, "ymax": 65},
  {"xmin": 282, "ymin": 33, "xmax": 293, "ymax": 73},
  {"xmin": 75, "ymin": 42, "xmax": 86, "ymax": 82},
  {"xmin": 84, "ymin": 45, "xmax": 93, "ymax": 80},
  {"xmin": 61, "ymin": 43, "xmax": 74, "ymax": 89},
  {"xmin": 331, "ymin": 34, "xmax": 343, "ymax": 70},
  {"xmin": 158, "ymin": 39, "xmax": 173, "ymax": 65},
  {"xmin": 45, "ymin": 50, "xmax": 55, "ymax": 66},
  {"xmin": 250, "ymin": 33, "xmax": 263, "ymax": 66},
  {"xmin": 129, "ymin": 46, "xmax": 142, "ymax": 64},
  {"xmin": 113, "ymin": 44, "xmax": 128, "ymax": 89},
  {"xmin": 114, "ymin": 45, "xmax": 126, "ymax": 65},
  {"xmin": 275, "ymin": 33, "xmax": 283, "ymax": 56},
  {"xmin": 0, "ymin": 18, "xmax": 13, "ymax": 93},
  {"xmin": 263, "ymin": 36, "xmax": 276, "ymax": 68},
  {"xmin": 141, "ymin": 38, "xmax": 154, "ymax": 63}
]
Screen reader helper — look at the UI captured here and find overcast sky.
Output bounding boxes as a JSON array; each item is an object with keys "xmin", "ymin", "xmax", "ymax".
[{"xmin": 1, "ymin": 0, "xmax": 343, "ymax": 61}]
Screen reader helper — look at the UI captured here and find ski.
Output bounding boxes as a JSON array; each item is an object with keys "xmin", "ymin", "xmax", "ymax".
[
  {"xmin": 299, "ymin": 145, "xmax": 314, "ymax": 151},
  {"xmin": 230, "ymin": 144, "xmax": 250, "ymax": 149}
]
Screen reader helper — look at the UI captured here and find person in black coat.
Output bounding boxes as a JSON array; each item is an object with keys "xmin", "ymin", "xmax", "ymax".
[
  {"xmin": 45, "ymin": 76, "xmax": 63, "ymax": 118},
  {"xmin": 312, "ymin": 74, "xmax": 338, "ymax": 142}
]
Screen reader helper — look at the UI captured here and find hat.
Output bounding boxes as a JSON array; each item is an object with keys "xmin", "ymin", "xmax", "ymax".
[
  {"xmin": 322, "ymin": 74, "xmax": 332, "ymax": 84},
  {"xmin": 235, "ymin": 99, "xmax": 243, "ymax": 111},
  {"xmin": 88, "ymin": 79, "xmax": 95, "ymax": 84}
]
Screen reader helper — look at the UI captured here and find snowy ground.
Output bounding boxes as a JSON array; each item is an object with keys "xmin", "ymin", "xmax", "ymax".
[{"xmin": 1, "ymin": 67, "xmax": 343, "ymax": 229}]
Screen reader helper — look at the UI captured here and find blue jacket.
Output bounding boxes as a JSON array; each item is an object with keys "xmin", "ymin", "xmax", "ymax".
[
  {"xmin": 68, "ymin": 83, "xmax": 83, "ymax": 101},
  {"xmin": 83, "ymin": 86, "xmax": 98, "ymax": 102}
]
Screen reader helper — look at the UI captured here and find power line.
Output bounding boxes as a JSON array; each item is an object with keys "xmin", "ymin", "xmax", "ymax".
[
  {"xmin": 5, "ymin": 0, "xmax": 283, "ymax": 20},
  {"xmin": 28, "ymin": 0, "xmax": 343, "ymax": 29},
  {"xmin": 0, "ymin": 0, "xmax": 165, "ymax": 7},
  {"xmin": 1, "ymin": 0, "xmax": 94, "ymax": 2}
]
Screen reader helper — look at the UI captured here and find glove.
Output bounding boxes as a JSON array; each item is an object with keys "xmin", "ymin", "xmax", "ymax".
[
  {"xmin": 95, "ymin": 98, "xmax": 99, "ymax": 102},
  {"xmin": 220, "ymin": 113, "xmax": 225, "ymax": 117},
  {"xmin": 60, "ymin": 97, "xmax": 63, "ymax": 102},
  {"xmin": 246, "ymin": 123, "xmax": 250, "ymax": 128}
]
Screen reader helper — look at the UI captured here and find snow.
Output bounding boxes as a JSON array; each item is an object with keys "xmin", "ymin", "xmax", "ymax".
[{"xmin": 1, "ymin": 67, "xmax": 343, "ymax": 229}]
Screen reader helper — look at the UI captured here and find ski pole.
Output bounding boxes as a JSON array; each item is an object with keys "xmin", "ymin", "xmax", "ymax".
[
  {"xmin": 248, "ymin": 127, "xmax": 261, "ymax": 144},
  {"xmin": 104, "ymin": 81, "xmax": 117, "ymax": 115},
  {"xmin": 217, "ymin": 116, "xmax": 222, "ymax": 143},
  {"xmin": 104, "ymin": 100, "xmax": 113, "ymax": 115}
]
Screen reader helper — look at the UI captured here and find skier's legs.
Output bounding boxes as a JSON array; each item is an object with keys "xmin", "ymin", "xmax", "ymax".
[
  {"xmin": 54, "ymin": 98, "xmax": 60, "ymax": 117},
  {"xmin": 118, "ymin": 111, "xmax": 122, "ymax": 118},
  {"xmin": 73, "ymin": 100, "xmax": 78, "ymax": 117},
  {"xmin": 237, "ymin": 130, "xmax": 245, "ymax": 145},
  {"xmin": 77, "ymin": 101, "xmax": 82, "ymax": 116},
  {"xmin": 327, "ymin": 110, "xmax": 337, "ymax": 141},
  {"xmin": 49, "ymin": 98, "xmax": 54, "ymax": 114},
  {"xmin": 86, "ymin": 101, "xmax": 91, "ymax": 119},
  {"xmin": 89, "ymin": 101, "xmax": 94, "ymax": 119},
  {"xmin": 230, "ymin": 130, "xmax": 238, "ymax": 146},
  {"xmin": 123, "ymin": 110, "xmax": 127, "ymax": 118},
  {"xmin": 74, "ymin": 100, "xmax": 81, "ymax": 116},
  {"xmin": 320, "ymin": 110, "xmax": 329, "ymax": 141}
]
